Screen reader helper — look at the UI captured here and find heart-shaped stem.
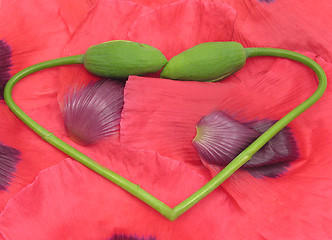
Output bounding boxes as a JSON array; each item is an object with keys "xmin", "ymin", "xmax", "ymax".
[{"xmin": 3, "ymin": 47, "xmax": 327, "ymax": 221}]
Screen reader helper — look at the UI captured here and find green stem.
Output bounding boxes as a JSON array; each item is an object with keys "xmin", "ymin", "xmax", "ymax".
[
  {"xmin": 3, "ymin": 48, "xmax": 327, "ymax": 221},
  {"xmin": 172, "ymin": 48, "xmax": 327, "ymax": 217}
]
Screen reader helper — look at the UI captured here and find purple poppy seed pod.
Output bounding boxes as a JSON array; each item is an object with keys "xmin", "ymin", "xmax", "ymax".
[
  {"xmin": 193, "ymin": 111, "xmax": 298, "ymax": 178},
  {"xmin": 0, "ymin": 142, "xmax": 21, "ymax": 191},
  {"xmin": 62, "ymin": 79, "xmax": 124, "ymax": 145}
]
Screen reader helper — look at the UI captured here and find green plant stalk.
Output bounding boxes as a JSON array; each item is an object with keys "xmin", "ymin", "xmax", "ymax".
[{"xmin": 4, "ymin": 48, "xmax": 327, "ymax": 221}]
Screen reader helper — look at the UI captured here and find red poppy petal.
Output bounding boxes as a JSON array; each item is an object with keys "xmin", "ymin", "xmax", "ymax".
[
  {"xmin": 0, "ymin": 144, "xmax": 260, "ymax": 239},
  {"xmin": 0, "ymin": 0, "xmax": 70, "ymax": 70},
  {"xmin": 129, "ymin": 0, "xmax": 179, "ymax": 8},
  {"xmin": 221, "ymin": 158, "xmax": 332, "ymax": 239},
  {"xmin": 128, "ymin": 0, "xmax": 236, "ymax": 60},
  {"xmin": 57, "ymin": 0, "xmax": 151, "ymax": 102},
  {"xmin": 224, "ymin": 0, "xmax": 332, "ymax": 61},
  {"xmin": 58, "ymin": 0, "xmax": 97, "ymax": 34}
]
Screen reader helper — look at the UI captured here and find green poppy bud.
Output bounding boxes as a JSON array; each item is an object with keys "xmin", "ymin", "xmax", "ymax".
[
  {"xmin": 160, "ymin": 42, "xmax": 247, "ymax": 82},
  {"xmin": 83, "ymin": 40, "xmax": 168, "ymax": 79}
]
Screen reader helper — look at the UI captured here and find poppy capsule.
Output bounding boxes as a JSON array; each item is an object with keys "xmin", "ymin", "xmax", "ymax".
[
  {"xmin": 83, "ymin": 40, "xmax": 168, "ymax": 79},
  {"xmin": 160, "ymin": 41, "xmax": 247, "ymax": 82}
]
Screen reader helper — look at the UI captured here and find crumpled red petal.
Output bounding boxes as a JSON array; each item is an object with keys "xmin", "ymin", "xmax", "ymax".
[
  {"xmin": 0, "ymin": 143, "xmax": 259, "ymax": 240},
  {"xmin": 129, "ymin": 0, "xmax": 180, "ymax": 8},
  {"xmin": 225, "ymin": 0, "xmax": 332, "ymax": 61},
  {"xmin": 127, "ymin": 0, "xmax": 236, "ymax": 60},
  {"xmin": 58, "ymin": 0, "xmax": 97, "ymax": 34}
]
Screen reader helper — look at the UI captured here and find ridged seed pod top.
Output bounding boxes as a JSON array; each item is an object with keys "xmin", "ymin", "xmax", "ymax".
[
  {"xmin": 160, "ymin": 42, "xmax": 247, "ymax": 82},
  {"xmin": 83, "ymin": 40, "xmax": 168, "ymax": 79}
]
